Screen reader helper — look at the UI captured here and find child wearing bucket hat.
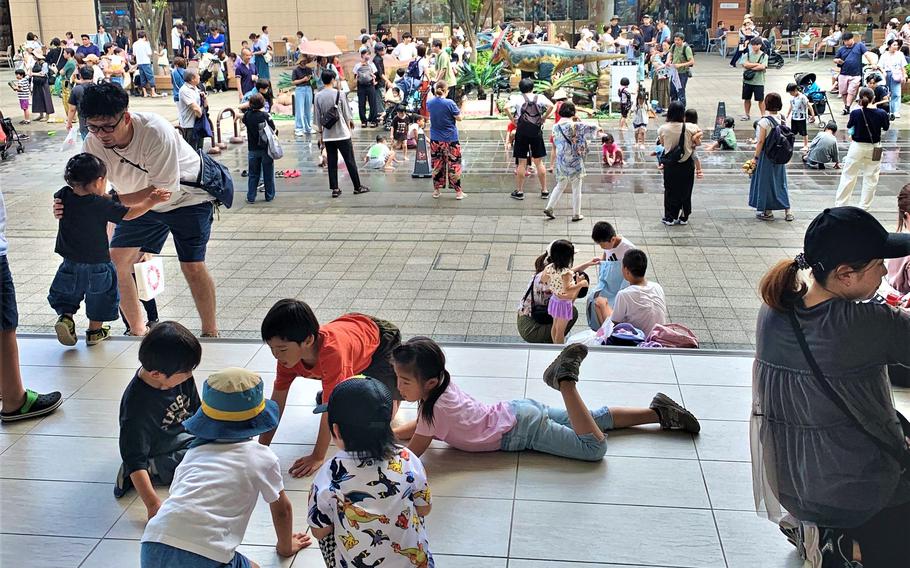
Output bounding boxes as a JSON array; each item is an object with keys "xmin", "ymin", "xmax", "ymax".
[
  {"xmin": 752, "ymin": 206, "xmax": 910, "ymax": 566},
  {"xmin": 259, "ymin": 299, "xmax": 403, "ymax": 479},
  {"xmin": 308, "ymin": 376, "xmax": 433, "ymax": 568},
  {"xmin": 141, "ymin": 368, "xmax": 312, "ymax": 567}
]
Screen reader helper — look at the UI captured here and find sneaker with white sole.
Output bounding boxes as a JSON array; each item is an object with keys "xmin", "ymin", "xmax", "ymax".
[
  {"xmin": 54, "ymin": 315, "xmax": 77, "ymax": 346},
  {"xmin": 113, "ymin": 463, "xmax": 134, "ymax": 498},
  {"xmin": 510, "ymin": 190, "xmax": 525, "ymax": 200},
  {"xmin": 543, "ymin": 208, "xmax": 555, "ymax": 219},
  {"xmin": 543, "ymin": 344, "xmax": 588, "ymax": 390},
  {"xmin": 650, "ymin": 392, "xmax": 700, "ymax": 433}
]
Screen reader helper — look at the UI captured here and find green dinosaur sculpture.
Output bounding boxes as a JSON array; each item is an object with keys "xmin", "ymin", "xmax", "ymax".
[{"xmin": 491, "ymin": 30, "xmax": 626, "ymax": 82}]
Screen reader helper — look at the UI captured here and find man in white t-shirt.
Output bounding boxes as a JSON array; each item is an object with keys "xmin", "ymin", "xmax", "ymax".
[
  {"xmin": 610, "ymin": 249, "xmax": 668, "ymax": 334},
  {"xmin": 132, "ymin": 30, "xmax": 159, "ymax": 98},
  {"xmin": 508, "ymin": 78, "xmax": 553, "ymax": 200},
  {"xmin": 53, "ymin": 82, "xmax": 222, "ymax": 338},
  {"xmin": 392, "ymin": 32, "xmax": 418, "ymax": 60},
  {"xmin": 177, "ymin": 69, "xmax": 203, "ymax": 150},
  {"xmin": 171, "ymin": 22, "xmax": 183, "ymax": 58}
]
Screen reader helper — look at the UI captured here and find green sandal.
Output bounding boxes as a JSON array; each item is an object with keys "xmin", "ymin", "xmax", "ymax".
[{"xmin": 0, "ymin": 389, "xmax": 63, "ymax": 423}]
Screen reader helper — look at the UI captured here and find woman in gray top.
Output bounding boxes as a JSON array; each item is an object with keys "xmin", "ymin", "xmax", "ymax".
[{"xmin": 752, "ymin": 206, "xmax": 910, "ymax": 566}]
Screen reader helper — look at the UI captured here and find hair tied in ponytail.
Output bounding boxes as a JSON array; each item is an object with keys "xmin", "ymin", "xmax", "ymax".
[{"xmin": 793, "ymin": 253, "xmax": 811, "ymax": 270}]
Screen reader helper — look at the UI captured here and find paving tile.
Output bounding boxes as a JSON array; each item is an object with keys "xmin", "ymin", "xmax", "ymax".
[
  {"xmin": 15, "ymin": 337, "xmax": 133, "ymax": 368},
  {"xmin": 525, "ymin": 379, "xmax": 683, "ymax": 413},
  {"xmin": 527, "ymin": 349, "xmax": 678, "ymax": 384},
  {"xmin": 714, "ymin": 510, "xmax": 804, "ymax": 568},
  {"xmin": 701, "ymin": 460, "xmax": 758, "ymax": 511},
  {"xmin": 509, "ymin": 562, "xmax": 660, "ymax": 568},
  {"xmin": 28, "ymin": 398, "xmax": 121, "ymax": 438},
  {"xmin": 509, "ymin": 500, "xmax": 726, "ymax": 566},
  {"xmin": 604, "ymin": 427, "xmax": 698, "ymax": 459},
  {"xmin": 106, "ymin": 340, "xmax": 262, "ymax": 371},
  {"xmin": 672, "ymin": 354, "xmax": 753, "ymax": 386},
  {"xmin": 0, "ymin": 534, "xmax": 98, "ymax": 568},
  {"xmin": 516, "ymin": 453, "xmax": 710, "ymax": 509},
  {"xmin": 425, "ymin": 496, "xmax": 513, "ymax": 557},
  {"xmin": 0, "ymin": 434, "xmax": 120, "ymax": 483},
  {"xmin": 442, "ymin": 346, "xmax": 529, "ymax": 378},
  {"xmin": 695, "ymin": 420, "xmax": 752, "ymax": 462},
  {"xmin": 679, "ymin": 385, "xmax": 752, "ymax": 421},
  {"xmin": 420, "ymin": 448, "xmax": 518, "ymax": 499},
  {"xmin": 17, "ymin": 365, "xmax": 102, "ymax": 399},
  {"xmin": 0, "ymin": 478, "xmax": 130, "ymax": 537}
]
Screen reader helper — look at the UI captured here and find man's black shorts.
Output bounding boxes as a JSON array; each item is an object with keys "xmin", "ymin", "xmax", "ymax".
[
  {"xmin": 513, "ymin": 132, "xmax": 547, "ymax": 159},
  {"xmin": 742, "ymin": 83, "xmax": 765, "ymax": 102}
]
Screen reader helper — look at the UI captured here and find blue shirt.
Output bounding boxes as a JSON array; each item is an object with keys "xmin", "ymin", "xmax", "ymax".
[
  {"xmin": 76, "ymin": 44, "xmax": 100, "ymax": 58},
  {"xmin": 206, "ymin": 33, "xmax": 225, "ymax": 47},
  {"xmin": 659, "ymin": 27, "xmax": 672, "ymax": 44},
  {"xmin": 427, "ymin": 96, "xmax": 460, "ymax": 142},
  {"xmin": 171, "ymin": 68, "xmax": 185, "ymax": 102},
  {"xmin": 847, "ymin": 108, "xmax": 889, "ymax": 144},
  {"xmin": 836, "ymin": 42, "xmax": 867, "ymax": 76},
  {"xmin": 234, "ymin": 60, "xmax": 256, "ymax": 94}
]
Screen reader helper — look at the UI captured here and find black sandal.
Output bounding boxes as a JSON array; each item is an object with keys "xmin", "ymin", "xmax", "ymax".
[{"xmin": 331, "ymin": 188, "xmax": 342, "ymax": 198}]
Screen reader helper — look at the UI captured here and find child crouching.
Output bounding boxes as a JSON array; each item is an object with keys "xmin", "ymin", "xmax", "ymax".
[
  {"xmin": 141, "ymin": 368, "xmax": 311, "ymax": 567},
  {"xmin": 309, "ymin": 377, "xmax": 432, "ymax": 568}
]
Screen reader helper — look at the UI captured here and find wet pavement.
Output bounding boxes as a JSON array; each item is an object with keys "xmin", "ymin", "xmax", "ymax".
[{"xmin": 2, "ymin": 57, "xmax": 909, "ymax": 349}]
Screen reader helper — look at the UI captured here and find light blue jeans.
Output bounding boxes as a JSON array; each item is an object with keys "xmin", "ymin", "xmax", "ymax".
[
  {"xmin": 141, "ymin": 542, "xmax": 250, "ymax": 567},
  {"xmin": 500, "ymin": 399, "xmax": 612, "ymax": 461},
  {"xmin": 294, "ymin": 85, "xmax": 313, "ymax": 132},
  {"xmin": 886, "ymin": 71, "xmax": 901, "ymax": 116}
]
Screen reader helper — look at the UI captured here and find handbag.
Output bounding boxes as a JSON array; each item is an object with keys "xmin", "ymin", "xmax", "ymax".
[
  {"xmin": 659, "ymin": 122, "xmax": 688, "ymax": 165},
  {"xmin": 742, "ymin": 69, "xmax": 756, "ymax": 81},
  {"xmin": 134, "ymin": 257, "xmax": 165, "ymax": 301},
  {"xmin": 860, "ymin": 109, "xmax": 883, "ymax": 161},
  {"xmin": 522, "ymin": 277, "xmax": 553, "ymax": 325},
  {"xmin": 788, "ymin": 310, "xmax": 910, "ymax": 476}
]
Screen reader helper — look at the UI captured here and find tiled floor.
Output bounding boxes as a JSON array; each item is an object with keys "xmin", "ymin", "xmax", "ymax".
[{"xmin": 6, "ymin": 337, "xmax": 909, "ymax": 567}]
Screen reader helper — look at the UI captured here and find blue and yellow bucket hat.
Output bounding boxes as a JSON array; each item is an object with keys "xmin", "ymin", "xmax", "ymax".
[{"xmin": 183, "ymin": 368, "xmax": 280, "ymax": 440}]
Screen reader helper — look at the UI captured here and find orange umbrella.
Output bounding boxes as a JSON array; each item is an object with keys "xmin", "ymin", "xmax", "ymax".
[{"xmin": 298, "ymin": 40, "xmax": 342, "ymax": 57}]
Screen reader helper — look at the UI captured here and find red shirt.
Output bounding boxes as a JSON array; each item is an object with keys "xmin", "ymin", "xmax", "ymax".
[{"xmin": 273, "ymin": 314, "xmax": 380, "ymax": 398}]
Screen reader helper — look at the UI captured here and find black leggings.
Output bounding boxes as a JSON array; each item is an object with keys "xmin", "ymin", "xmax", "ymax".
[
  {"xmin": 662, "ymin": 158, "xmax": 695, "ymax": 222},
  {"xmin": 120, "ymin": 273, "xmax": 159, "ymax": 334},
  {"xmin": 847, "ymin": 500, "xmax": 910, "ymax": 567},
  {"xmin": 324, "ymin": 138, "xmax": 362, "ymax": 190}
]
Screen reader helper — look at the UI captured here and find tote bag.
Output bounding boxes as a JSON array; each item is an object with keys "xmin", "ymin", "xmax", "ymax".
[{"xmin": 134, "ymin": 257, "xmax": 165, "ymax": 301}]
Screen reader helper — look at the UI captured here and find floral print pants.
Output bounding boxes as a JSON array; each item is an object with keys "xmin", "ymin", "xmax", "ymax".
[{"xmin": 430, "ymin": 140, "xmax": 462, "ymax": 192}]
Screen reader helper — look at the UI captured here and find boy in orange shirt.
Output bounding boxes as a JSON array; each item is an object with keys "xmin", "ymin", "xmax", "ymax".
[{"xmin": 259, "ymin": 299, "xmax": 402, "ymax": 477}]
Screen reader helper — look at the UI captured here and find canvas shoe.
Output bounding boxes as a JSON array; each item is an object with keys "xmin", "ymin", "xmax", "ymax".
[
  {"xmin": 543, "ymin": 344, "xmax": 588, "ymax": 390},
  {"xmin": 86, "ymin": 325, "xmax": 111, "ymax": 346},
  {"xmin": 54, "ymin": 315, "xmax": 77, "ymax": 346},
  {"xmin": 650, "ymin": 392, "xmax": 700, "ymax": 433}
]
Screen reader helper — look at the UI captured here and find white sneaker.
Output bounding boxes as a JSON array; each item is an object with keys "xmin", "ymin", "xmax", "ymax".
[
  {"xmin": 896, "ymin": 113, "xmax": 902, "ymax": 118},
  {"xmin": 294, "ymin": 130, "xmax": 304, "ymax": 137}
]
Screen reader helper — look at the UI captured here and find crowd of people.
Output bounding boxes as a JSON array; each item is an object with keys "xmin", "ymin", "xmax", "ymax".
[{"xmin": 3, "ymin": 13, "xmax": 910, "ymax": 568}]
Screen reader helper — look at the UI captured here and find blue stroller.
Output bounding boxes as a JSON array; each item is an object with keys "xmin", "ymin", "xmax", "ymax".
[{"xmin": 795, "ymin": 72, "xmax": 835, "ymax": 124}]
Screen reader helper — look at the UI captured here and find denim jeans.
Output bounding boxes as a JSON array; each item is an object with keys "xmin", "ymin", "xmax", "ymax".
[
  {"xmin": 246, "ymin": 149, "xmax": 275, "ymax": 202},
  {"xmin": 886, "ymin": 71, "xmax": 901, "ymax": 115},
  {"xmin": 670, "ymin": 73, "xmax": 688, "ymax": 108},
  {"xmin": 500, "ymin": 399, "xmax": 612, "ymax": 461},
  {"xmin": 47, "ymin": 259, "xmax": 119, "ymax": 322},
  {"xmin": 140, "ymin": 542, "xmax": 251, "ymax": 568},
  {"xmin": 294, "ymin": 86, "xmax": 313, "ymax": 132}
]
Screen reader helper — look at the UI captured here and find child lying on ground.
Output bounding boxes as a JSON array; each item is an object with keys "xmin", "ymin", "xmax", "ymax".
[{"xmin": 393, "ymin": 338, "xmax": 701, "ymax": 463}]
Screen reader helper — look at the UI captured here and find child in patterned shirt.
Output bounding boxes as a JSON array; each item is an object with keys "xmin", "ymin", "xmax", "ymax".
[
  {"xmin": 309, "ymin": 377, "xmax": 432, "ymax": 568},
  {"xmin": 9, "ymin": 69, "xmax": 31, "ymax": 124}
]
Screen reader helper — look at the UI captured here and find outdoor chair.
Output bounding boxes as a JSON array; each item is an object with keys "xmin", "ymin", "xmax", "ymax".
[
  {"xmin": 706, "ymin": 30, "xmax": 721, "ymax": 54},
  {"xmin": 721, "ymin": 34, "xmax": 739, "ymax": 58},
  {"xmin": 0, "ymin": 46, "xmax": 12, "ymax": 68},
  {"xmin": 795, "ymin": 36, "xmax": 818, "ymax": 63}
]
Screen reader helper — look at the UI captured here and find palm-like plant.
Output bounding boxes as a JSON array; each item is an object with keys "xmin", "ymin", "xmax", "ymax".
[
  {"xmin": 534, "ymin": 71, "xmax": 599, "ymax": 98},
  {"xmin": 457, "ymin": 61, "xmax": 505, "ymax": 99}
]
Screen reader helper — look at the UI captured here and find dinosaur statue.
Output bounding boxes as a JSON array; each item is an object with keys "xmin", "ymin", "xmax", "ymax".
[{"xmin": 490, "ymin": 29, "xmax": 625, "ymax": 82}]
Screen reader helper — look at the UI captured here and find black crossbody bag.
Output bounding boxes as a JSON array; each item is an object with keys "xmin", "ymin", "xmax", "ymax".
[
  {"xmin": 523, "ymin": 277, "xmax": 553, "ymax": 325},
  {"xmin": 788, "ymin": 310, "xmax": 910, "ymax": 477}
]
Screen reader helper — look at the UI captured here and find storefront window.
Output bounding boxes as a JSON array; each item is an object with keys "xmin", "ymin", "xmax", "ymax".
[
  {"xmin": 98, "ymin": 0, "xmax": 133, "ymax": 37},
  {"xmin": 369, "ymin": 0, "xmax": 412, "ymax": 36}
]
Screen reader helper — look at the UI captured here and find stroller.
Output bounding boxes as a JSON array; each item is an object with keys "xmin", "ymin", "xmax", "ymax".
[
  {"xmin": 795, "ymin": 72, "xmax": 836, "ymax": 124},
  {"xmin": 762, "ymin": 38, "xmax": 786, "ymax": 69},
  {"xmin": 0, "ymin": 111, "xmax": 26, "ymax": 160}
]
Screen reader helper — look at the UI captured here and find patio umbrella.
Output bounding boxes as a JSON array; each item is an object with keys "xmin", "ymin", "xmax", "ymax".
[{"xmin": 298, "ymin": 40, "xmax": 342, "ymax": 57}]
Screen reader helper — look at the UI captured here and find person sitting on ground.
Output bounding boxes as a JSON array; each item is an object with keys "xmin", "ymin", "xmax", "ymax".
[
  {"xmin": 540, "ymin": 240, "xmax": 599, "ymax": 344},
  {"xmin": 393, "ymin": 338, "xmax": 701, "ymax": 466},
  {"xmin": 308, "ymin": 377, "xmax": 433, "ymax": 565},
  {"xmin": 364, "ymin": 134, "xmax": 398, "ymax": 171},
  {"xmin": 609, "ymin": 249, "xmax": 668, "ymax": 334},
  {"xmin": 115, "ymin": 321, "xmax": 201, "ymax": 518},
  {"xmin": 49, "ymin": 154, "xmax": 169, "ymax": 347},
  {"xmin": 141, "ymin": 368, "xmax": 312, "ymax": 567},
  {"xmin": 601, "ymin": 133, "xmax": 624, "ymax": 166},
  {"xmin": 706, "ymin": 117, "xmax": 738, "ymax": 150},
  {"xmin": 587, "ymin": 221, "xmax": 635, "ymax": 330},
  {"xmin": 803, "ymin": 121, "xmax": 841, "ymax": 169},
  {"xmin": 258, "ymin": 299, "xmax": 403, "ymax": 478}
]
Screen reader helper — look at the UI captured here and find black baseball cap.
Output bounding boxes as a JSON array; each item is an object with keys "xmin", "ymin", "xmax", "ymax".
[
  {"xmin": 804, "ymin": 207, "xmax": 910, "ymax": 272},
  {"xmin": 326, "ymin": 376, "xmax": 393, "ymax": 427}
]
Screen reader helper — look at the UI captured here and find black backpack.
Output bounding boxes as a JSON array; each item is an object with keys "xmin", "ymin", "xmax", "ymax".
[
  {"xmin": 406, "ymin": 57, "xmax": 423, "ymax": 80},
  {"xmin": 763, "ymin": 116, "xmax": 795, "ymax": 165},
  {"xmin": 320, "ymin": 90, "xmax": 342, "ymax": 130},
  {"xmin": 516, "ymin": 94, "xmax": 544, "ymax": 135}
]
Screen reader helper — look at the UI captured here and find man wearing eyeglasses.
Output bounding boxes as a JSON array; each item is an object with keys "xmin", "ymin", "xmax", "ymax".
[{"xmin": 54, "ymin": 82, "xmax": 219, "ymax": 338}]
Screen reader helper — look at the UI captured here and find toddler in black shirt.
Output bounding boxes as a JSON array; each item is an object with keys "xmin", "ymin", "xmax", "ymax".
[
  {"xmin": 48, "ymin": 153, "xmax": 169, "ymax": 346},
  {"xmin": 391, "ymin": 107, "xmax": 411, "ymax": 160},
  {"xmin": 116, "ymin": 321, "xmax": 202, "ymax": 519}
]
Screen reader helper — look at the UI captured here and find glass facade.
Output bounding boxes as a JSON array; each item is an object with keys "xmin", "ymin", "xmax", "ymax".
[
  {"xmin": 752, "ymin": 0, "xmax": 910, "ymax": 36},
  {"xmin": 95, "ymin": 0, "xmax": 229, "ymax": 45}
]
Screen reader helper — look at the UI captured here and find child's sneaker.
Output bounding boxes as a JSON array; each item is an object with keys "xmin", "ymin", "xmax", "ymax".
[
  {"xmin": 86, "ymin": 325, "xmax": 112, "ymax": 346},
  {"xmin": 650, "ymin": 392, "xmax": 700, "ymax": 433},
  {"xmin": 543, "ymin": 344, "xmax": 588, "ymax": 390},
  {"xmin": 54, "ymin": 315, "xmax": 77, "ymax": 346},
  {"xmin": 113, "ymin": 463, "xmax": 135, "ymax": 498}
]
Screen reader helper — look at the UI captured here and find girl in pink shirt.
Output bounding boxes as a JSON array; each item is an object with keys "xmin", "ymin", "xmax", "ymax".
[
  {"xmin": 391, "ymin": 338, "xmax": 700, "ymax": 461},
  {"xmin": 601, "ymin": 133, "xmax": 624, "ymax": 166}
]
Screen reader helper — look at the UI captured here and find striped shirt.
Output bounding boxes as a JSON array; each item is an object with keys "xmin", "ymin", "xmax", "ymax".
[{"xmin": 15, "ymin": 77, "xmax": 30, "ymax": 100}]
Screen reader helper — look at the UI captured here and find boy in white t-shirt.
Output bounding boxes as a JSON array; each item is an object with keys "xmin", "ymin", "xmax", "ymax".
[
  {"xmin": 610, "ymin": 249, "xmax": 668, "ymax": 334},
  {"xmin": 586, "ymin": 221, "xmax": 636, "ymax": 330},
  {"xmin": 141, "ymin": 368, "xmax": 311, "ymax": 567}
]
